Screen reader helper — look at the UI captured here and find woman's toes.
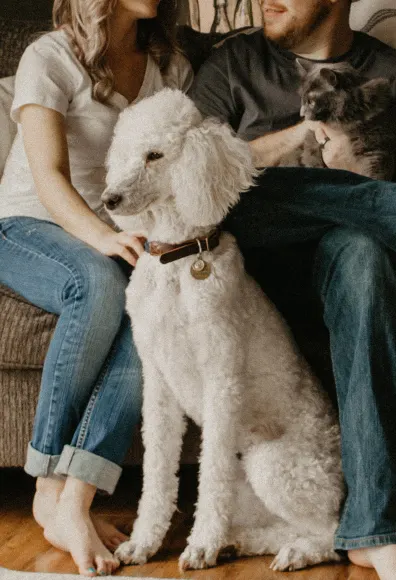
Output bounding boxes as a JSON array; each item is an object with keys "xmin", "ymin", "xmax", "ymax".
[
  {"xmin": 94, "ymin": 557, "xmax": 107, "ymax": 576},
  {"xmin": 110, "ymin": 533, "xmax": 128, "ymax": 549},
  {"xmin": 95, "ymin": 554, "xmax": 118, "ymax": 576},
  {"xmin": 115, "ymin": 531, "xmax": 129, "ymax": 543},
  {"xmin": 92, "ymin": 515, "xmax": 129, "ymax": 550},
  {"xmin": 111, "ymin": 556, "xmax": 120, "ymax": 573},
  {"xmin": 79, "ymin": 563, "xmax": 97, "ymax": 577}
]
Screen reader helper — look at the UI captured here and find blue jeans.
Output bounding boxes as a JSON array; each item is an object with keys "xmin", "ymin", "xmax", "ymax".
[
  {"xmin": 0, "ymin": 217, "xmax": 142, "ymax": 494},
  {"xmin": 224, "ymin": 167, "xmax": 396, "ymax": 551}
]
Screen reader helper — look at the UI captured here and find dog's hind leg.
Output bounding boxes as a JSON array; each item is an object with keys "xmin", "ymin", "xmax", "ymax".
[
  {"xmin": 228, "ymin": 523, "xmax": 297, "ymax": 557},
  {"xmin": 240, "ymin": 439, "xmax": 343, "ymax": 571},
  {"xmin": 115, "ymin": 362, "xmax": 186, "ymax": 566},
  {"xmin": 228, "ymin": 525, "xmax": 341, "ymax": 571},
  {"xmin": 227, "ymin": 469, "xmax": 336, "ymax": 570}
]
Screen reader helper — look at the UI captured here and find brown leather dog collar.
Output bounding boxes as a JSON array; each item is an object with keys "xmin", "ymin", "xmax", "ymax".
[{"xmin": 146, "ymin": 228, "xmax": 221, "ymax": 264}]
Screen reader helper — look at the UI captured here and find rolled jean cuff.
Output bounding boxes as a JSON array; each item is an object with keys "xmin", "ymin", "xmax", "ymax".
[
  {"xmin": 24, "ymin": 441, "xmax": 64, "ymax": 479},
  {"xmin": 335, "ymin": 532, "xmax": 396, "ymax": 551},
  {"xmin": 53, "ymin": 445, "xmax": 122, "ymax": 494}
]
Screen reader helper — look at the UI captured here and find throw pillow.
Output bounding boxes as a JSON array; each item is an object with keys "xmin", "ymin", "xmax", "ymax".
[{"xmin": 350, "ymin": 0, "xmax": 396, "ymax": 48}]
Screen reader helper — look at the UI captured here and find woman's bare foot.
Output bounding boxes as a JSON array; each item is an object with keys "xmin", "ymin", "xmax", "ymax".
[
  {"xmin": 42, "ymin": 476, "xmax": 120, "ymax": 576},
  {"xmin": 349, "ymin": 545, "xmax": 396, "ymax": 580},
  {"xmin": 33, "ymin": 477, "xmax": 128, "ymax": 551},
  {"xmin": 91, "ymin": 515, "xmax": 129, "ymax": 552},
  {"xmin": 33, "ymin": 477, "xmax": 65, "ymax": 529}
]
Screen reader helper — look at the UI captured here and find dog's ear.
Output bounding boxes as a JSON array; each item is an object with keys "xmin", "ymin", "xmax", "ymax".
[{"xmin": 170, "ymin": 117, "xmax": 258, "ymax": 228}]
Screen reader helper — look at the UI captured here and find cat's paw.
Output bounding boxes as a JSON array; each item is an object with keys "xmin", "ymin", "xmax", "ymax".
[
  {"xmin": 179, "ymin": 543, "xmax": 219, "ymax": 570},
  {"xmin": 115, "ymin": 540, "xmax": 156, "ymax": 565}
]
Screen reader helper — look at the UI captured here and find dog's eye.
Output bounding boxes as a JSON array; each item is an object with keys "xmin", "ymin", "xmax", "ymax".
[{"xmin": 146, "ymin": 152, "xmax": 164, "ymax": 163}]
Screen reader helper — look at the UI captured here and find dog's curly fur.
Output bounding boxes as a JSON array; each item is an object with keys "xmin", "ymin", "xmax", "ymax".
[{"xmin": 102, "ymin": 88, "xmax": 344, "ymax": 572}]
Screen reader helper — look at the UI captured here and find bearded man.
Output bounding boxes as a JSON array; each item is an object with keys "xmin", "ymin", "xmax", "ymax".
[{"xmin": 189, "ymin": 2, "xmax": 396, "ymax": 579}]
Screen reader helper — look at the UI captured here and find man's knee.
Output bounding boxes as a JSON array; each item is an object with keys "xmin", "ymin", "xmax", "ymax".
[{"xmin": 313, "ymin": 228, "xmax": 386, "ymax": 310}]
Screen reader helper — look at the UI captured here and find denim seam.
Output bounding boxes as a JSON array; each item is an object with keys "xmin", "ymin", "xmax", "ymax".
[
  {"xmin": 336, "ymin": 532, "xmax": 396, "ymax": 544},
  {"xmin": 42, "ymin": 279, "xmax": 84, "ymax": 453},
  {"xmin": 0, "ymin": 223, "xmax": 86, "ymax": 453},
  {"xmin": 75, "ymin": 342, "xmax": 117, "ymax": 449}
]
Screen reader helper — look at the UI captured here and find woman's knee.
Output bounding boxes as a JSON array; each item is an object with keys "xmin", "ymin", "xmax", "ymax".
[{"xmin": 62, "ymin": 251, "xmax": 129, "ymax": 313}]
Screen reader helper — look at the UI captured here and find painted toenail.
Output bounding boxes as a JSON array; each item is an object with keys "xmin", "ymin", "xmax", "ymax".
[
  {"xmin": 88, "ymin": 567, "xmax": 96, "ymax": 573},
  {"xmin": 99, "ymin": 572, "xmax": 106, "ymax": 576}
]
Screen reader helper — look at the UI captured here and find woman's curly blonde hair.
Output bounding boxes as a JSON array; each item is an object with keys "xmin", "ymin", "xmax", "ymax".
[{"xmin": 52, "ymin": 0, "xmax": 179, "ymax": 103}]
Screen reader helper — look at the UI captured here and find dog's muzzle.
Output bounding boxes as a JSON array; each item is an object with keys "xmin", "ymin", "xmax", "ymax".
[{"xmin": 101, "ymin": 189, "xmax": 123, "ymax": 210}]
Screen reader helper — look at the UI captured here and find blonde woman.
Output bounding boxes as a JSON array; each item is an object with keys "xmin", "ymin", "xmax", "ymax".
[{"xmin": 0, "ymin": 0, "xmax": 192, "ymax": 576}]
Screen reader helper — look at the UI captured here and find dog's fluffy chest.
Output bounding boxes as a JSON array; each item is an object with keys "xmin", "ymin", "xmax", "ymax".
[{"xmin": 125, "ymin": 238, "xmax": 244, "ymax": 423}]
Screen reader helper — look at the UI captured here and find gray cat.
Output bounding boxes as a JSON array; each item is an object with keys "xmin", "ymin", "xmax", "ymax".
[{"xmin": 278, "ymin": 60, "xmax": 396, "ymax": 180}]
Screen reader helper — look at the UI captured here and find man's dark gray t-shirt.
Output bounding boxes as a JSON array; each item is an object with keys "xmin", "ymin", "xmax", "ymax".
[{"xmin": 188, "ymin": 29, "xmax": 396, "ymax": 141}]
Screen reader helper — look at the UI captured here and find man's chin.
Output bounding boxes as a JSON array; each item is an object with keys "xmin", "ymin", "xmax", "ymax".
[
  {"xmin": 263, "ymin": 23, "xmax": 294, "ymax": 49},
  {"xmin": 264, "ymin": 31, "xmax": 296, "ymax": 50}
]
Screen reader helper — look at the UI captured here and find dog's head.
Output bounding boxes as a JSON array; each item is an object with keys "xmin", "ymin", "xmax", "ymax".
[{"xmin": 102, "ymin": 88, "xmax": 258, "ymax": 228}]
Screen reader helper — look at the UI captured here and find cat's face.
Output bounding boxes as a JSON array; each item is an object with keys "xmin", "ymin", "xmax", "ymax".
[
  {"xmin": 299, "ymin": 61, "xmax": 393, "ymax": 124},
  {"xmin": 299, "ymin": 62, "xmax": 361, "ymax": 123}
]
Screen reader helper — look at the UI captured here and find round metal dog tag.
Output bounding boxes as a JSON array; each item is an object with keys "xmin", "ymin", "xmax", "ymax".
[{"xmin": 190, "ymin": 258, "xmax": 211, "ymax": 280}]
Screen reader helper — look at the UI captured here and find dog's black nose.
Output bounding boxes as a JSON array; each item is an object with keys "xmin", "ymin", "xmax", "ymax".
[{"xmin": 104, "ymin": 194, "xmax": 122, "ymax": 210}]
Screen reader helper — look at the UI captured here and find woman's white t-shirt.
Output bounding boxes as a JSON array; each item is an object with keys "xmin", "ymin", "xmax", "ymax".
[{"xmin": 0, "ymin": 30, "xmax": 193, "ymax": 221}]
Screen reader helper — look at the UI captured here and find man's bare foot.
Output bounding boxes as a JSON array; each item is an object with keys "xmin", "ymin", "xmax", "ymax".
[
  {"xmin": 33, "ymin": 477, "xmax": 128, "ymax": 551},
  {"xmin": 349, "ymin": 545, "xmax": 396, "ymax": 580},
  {"xmin": 44, "ymin": 495, "xmax": 120, "ymax": 576}
]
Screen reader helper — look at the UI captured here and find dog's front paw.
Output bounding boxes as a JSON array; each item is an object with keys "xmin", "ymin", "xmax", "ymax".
[
  {"xmin": 179, "ymin": 544, "xmax": 219, "ymax": 570},
  {"xmin": 115, "ymin": 540, "xmax": 155, "ymax": 566}
]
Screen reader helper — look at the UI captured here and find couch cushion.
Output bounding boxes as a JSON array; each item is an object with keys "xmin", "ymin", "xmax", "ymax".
[{"xmin": 0, "ymin": 283, "xmax": 56, "ymax": 370}]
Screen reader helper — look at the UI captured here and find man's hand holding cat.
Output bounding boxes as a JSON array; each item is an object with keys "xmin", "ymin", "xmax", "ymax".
[{"xmin": 307, "ymin": 121, "xmax": 368, "ymax": 176}]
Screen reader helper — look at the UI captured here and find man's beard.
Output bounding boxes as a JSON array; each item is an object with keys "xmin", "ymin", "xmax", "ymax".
[{"xmin": 263, "ymin": 3, "xmax": 331, "ymax": 51}]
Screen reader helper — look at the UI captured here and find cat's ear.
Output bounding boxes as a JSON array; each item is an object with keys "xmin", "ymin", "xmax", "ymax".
[
  {"xmin": 295, "ymin": 58, "xmax": 314, "ymax": 77},
  {"xmin": 320, "ymin": 68, "xmax": 339, "ymax": 87},
  {"xmin": 361, "ymin": 77, "xmax": 392, "ymax": 119}
]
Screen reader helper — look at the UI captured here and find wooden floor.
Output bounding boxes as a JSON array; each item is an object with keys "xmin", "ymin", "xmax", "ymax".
[{"xmin": 0, "ymin": 467, "xmax": 378, "ymax": 579}]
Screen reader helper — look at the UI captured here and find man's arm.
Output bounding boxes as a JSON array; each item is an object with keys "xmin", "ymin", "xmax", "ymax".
[
  {"xmin": 188, "ymin": 45, "xmax": 312, "ymax": 169},
  {"xmin": 188, "ymin": 47, "xmax": 238, "ymax": 127},
  {"xmin": 249, "ymin": 122, "xmax": 311, "ymax": 167}
]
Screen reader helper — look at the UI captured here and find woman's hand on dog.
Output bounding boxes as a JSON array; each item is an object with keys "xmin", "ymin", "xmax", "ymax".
[{"xmin": 94, "ymin": 230, "xmax": 146, "ymax": 266}]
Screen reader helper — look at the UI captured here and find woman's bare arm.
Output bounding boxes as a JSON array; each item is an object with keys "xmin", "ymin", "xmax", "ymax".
[{"xmin": 19, "ymin": 104, "xmax": 144, "ymax": 265}]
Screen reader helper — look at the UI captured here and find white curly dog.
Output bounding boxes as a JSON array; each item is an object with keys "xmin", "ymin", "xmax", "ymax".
[{"xmin": 101, "ymin": 88, "xmax": 344, "ymax": 573}]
